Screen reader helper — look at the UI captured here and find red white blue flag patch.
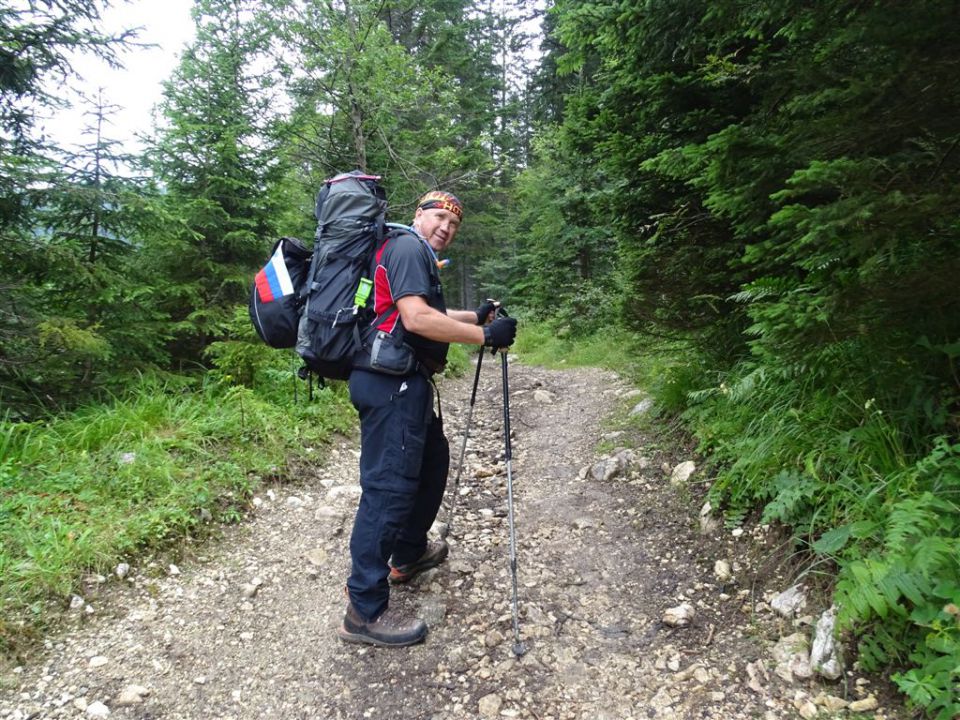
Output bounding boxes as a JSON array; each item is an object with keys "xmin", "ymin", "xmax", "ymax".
[{"xmin": 255, "ymin": 244, "xmax": 295, "ymax": 303}]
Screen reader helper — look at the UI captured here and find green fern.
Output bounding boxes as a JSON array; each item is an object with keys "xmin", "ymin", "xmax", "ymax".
[
  {"xmin": 884, "ymin": 493, "xmax": 952, "ymax": 555},
  {"xmin": 833, "ymin": 478, "xmax": 960, "ymax": 716},
  {"xmin": 761, "ymin": 470, "xmax": 819, "ymax": 525}
]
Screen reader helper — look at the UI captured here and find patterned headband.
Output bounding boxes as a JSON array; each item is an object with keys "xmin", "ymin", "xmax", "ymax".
[{"xmin": 417, "ymin": 190, "xmax": 463, "ymax": 219}]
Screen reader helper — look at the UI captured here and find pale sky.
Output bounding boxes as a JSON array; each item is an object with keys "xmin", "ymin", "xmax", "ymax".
[{"xmin": 39, "ymin": 0, "xmax": 196, "ymax": 156}]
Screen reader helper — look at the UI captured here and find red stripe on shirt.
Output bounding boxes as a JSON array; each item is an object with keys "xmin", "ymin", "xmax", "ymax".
[{"xmin": 374, "ymin": 239, "xmax": 400, "ymax": 332}]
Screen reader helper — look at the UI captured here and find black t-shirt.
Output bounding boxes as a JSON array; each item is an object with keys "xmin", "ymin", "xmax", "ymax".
[{"xmin": 371, "ymin": 229, "xmax": 448, "ymax": 369}]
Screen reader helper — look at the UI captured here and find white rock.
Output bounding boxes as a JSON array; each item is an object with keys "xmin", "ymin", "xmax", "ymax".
[
  {"xmin": 305, "ymin": 548, "xmax": 328, "ymax": 566},
  {"xmin": 848, "ymin": 696, "xmax": 878, "ymax": 713},
  {"xmin": 773, "ymin": 632, "xmax": 812, "ymax": 682},
  {"xmin": 649, "ymin": 687, "xmax": 675, "ymax": 710},
  {"xmin": 662, "ymin": 603, "xmax": 696, "ymax": 627},
  {"xmin": 88, "ymin": 656, "xmax": 109, "ymax": 669},
  {"xmin": 167, "ymin": 564, "xmax": 180, "ymax": 576},
  {"xmin": 714, "ymin": 560, "xmax": 732, "ymax": 582},
  {"xmin": 590, "ymin": 449, "xmax": 637, "ymax": 482},
  {"xmin": 590, "ymin": 458, "xmax": 620, "ymax": 482},
  {"xmin": 484, "ymin": 630, "xmax": 504, "ymax": 648},
  {"xmin": 532, "ymin": 389, "xmax": 554, "ymax": 404},
  {"xmin": 810, "ymin": 606, "xmax": 843, "ymax": 679},
  {"xmin": 86, "ymin": 701, "xmax": 110, "ymax": 718},
  {"xmin": 817, "ymin": 694, "xmax": 849, "ymax": 712},
  {"xmin": 771, "ymin": 585, "xmax": 806, "ymax": 618},
  {"xmin": 69, "ymin": 595, "xmax": 85, "ymax": 611},
  {"xmin": 120, "ymin": 452, "xmax": 136, "ymax": 464},
  {"xmin": 478, "ymin": 693, "xmax": 502, "ymax": 718},
  {"xmin": 114, "ymin": 563, "xmax": 130, "ymax": 579},
  {"xmin": 315, "ymin": 505, "xmax": 341, "ymax": 518},
  {"xmin": 700, "ymin": 513, "xmax": 720, "ymax": 534},
  {"xmin": 114, "ymin": 685, "xmax": 149, "ymax": 706},
  {"xmin": 630, "ymin": 398, "xmax": 654, "ymax": 416},
  {"xmin": 670, "ymin": 461, "xmax": 696, "ymax": 485},
  {"xmin": 731, "ymin": 527, "xmax": 744, "ymax": 537},
  {"xmin": 326, "ymin": 485, "xmax": 362, "ymax": 501},
  {"xmin": 745, "ymin": 660, "xmax": 768, "ymax": 694},
  {"xmin": 286, "ymin": 495, "xmax": 304, "ymax": 508}
]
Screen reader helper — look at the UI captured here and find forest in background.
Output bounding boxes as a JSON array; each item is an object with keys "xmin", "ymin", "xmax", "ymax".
[{"xmin": 2, "ymin": 1, "xmax": 958, "ymax": 716}]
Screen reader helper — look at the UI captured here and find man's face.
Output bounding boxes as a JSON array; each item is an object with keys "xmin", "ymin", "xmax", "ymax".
[{"xmin": 415, "ymin": 207, "xmax": 461, "ymax": 253}]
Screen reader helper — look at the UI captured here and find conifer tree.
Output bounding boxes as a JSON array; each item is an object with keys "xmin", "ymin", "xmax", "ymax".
[
  {"xmin": 0, "ymin": 1, "xmax": 136, "ymax": 413},
  {"xmin": 147, "ymin": 0, "xmax": 286, "ymax": 361},
  {"xmin": 38, "ymin": 91, "xmax": 168, "ymax": 391}
]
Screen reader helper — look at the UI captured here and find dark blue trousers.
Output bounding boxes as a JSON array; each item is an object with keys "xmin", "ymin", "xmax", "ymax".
[{"xmin": 346, "ymin": 369, "xmax": 449, "ymax": 621}]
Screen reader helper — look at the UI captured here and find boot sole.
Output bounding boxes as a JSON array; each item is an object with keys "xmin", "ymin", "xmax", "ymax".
[{"xmin": 337, "ymin": 625, "xmax": 427, "ymax": 648}]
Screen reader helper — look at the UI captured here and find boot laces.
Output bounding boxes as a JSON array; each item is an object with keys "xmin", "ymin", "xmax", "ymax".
[{"xmin": 374, "ymin": 606, "xmax": 416, "ymax": 629}]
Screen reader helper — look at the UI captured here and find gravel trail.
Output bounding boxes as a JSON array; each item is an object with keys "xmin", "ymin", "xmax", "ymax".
[{"xmin": 1, "ymin": 360, "xmax": 905, "ymax": 720}]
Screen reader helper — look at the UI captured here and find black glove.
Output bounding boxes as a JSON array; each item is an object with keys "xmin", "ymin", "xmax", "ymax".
[
  {"xmin": 483, "ymin": 317, "xmax": 517, "ymax": 348},
  {"xmin": 473, "ymin": 300, "xmax": 498, "ymax": 325}
]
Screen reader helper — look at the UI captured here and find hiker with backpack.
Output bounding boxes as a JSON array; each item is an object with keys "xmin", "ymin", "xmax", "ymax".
[{"xmin": 338, "ymin": 190, "xmax": 518, "ymax": 648}]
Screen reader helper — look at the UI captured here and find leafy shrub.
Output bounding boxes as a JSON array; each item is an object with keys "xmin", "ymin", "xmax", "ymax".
[{"xmin": 675, "ymin": 346, "xmax": 959, "ymax": 718}]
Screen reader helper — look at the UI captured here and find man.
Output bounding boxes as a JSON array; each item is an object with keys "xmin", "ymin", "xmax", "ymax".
[{"xmin": 339, "ymin": 190, "xmax": 518, "ymax": 647}]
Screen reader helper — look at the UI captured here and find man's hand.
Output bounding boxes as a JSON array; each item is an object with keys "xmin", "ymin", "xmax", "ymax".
[
  {"xmin": 473, "ymin": 300, "xmax": 499, "ymax": 325},
  {"xmin": 483, "ymin": 317, "xmax": 517, "ymax": 349}
]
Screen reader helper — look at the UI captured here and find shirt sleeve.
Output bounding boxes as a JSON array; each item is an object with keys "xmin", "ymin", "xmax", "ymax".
[{"xmin": 381, "ymin": 233, "xmax": 432, "ymax": 302}]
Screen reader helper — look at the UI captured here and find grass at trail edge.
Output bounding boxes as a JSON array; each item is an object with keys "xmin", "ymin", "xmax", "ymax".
[{"xmin": 0, "ymin": 373, "xmax": 357, "ymax": 657}]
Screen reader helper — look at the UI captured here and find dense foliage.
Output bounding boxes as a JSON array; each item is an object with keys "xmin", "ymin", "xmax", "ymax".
[
  {"xmin": 503, "ymin": 2, "xmax": 959, "ymax": 716},
  {"xmin": 2, "ymin": 0, "xmax": 957, "ymax": 714}
]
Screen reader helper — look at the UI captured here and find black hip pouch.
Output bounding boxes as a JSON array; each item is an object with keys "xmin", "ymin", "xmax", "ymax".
[{"xmin": 368, "ymin": 329, "xmax": 417, "ymax": 376}]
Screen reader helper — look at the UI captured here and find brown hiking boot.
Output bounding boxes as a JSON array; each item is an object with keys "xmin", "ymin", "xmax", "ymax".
[
  {"xmin": 388, "ymin": 540, "xmax": 449, "ymax": 584},
  {"xmin": 337, "ymin": 603, "xmax": 427, "ymax": 647}
]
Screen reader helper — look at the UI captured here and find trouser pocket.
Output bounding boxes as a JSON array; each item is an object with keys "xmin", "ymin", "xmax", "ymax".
[
  {"xmin": 387, "ymin": 377, "xmax": 429, "ymax": 478},
  {"xmin": 350, "ymin": 371, "xmax": 431, "ymax": 487}
]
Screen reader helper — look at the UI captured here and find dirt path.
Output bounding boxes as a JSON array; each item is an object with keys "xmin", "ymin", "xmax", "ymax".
[{"xmin": 1, "ymin": 361, "xmax": 903, "ymax": 720}]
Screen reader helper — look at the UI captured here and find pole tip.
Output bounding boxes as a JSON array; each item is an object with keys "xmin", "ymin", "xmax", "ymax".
[{"xmin": 512, "ymin": 642, "xmax": 527, "ymax": 657}]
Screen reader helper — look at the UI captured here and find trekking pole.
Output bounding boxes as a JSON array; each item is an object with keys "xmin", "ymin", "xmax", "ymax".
[
  {"xmin": 497, "ymin": 320, "xmax": 526, "ymax": 657},
  {"xmin": 439, "ymin": 344, "xmax": 484, "ymax": 541}
]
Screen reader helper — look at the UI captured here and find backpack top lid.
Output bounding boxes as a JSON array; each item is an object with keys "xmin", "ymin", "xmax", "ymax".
[{"xmin": 315, "ymin": 170, "xmax": 387, "ymax": 233}]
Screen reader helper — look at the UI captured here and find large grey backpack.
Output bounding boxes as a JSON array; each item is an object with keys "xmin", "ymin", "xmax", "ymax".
[{"xmin": 294, "ymin": 171, "xmax": 388, "ymax": 380}]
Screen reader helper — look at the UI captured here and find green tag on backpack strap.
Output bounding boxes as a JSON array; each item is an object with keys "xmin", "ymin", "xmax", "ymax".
[{"xmin": 354, "ymin": 277, "xmax": 373, "ymax": 307}]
